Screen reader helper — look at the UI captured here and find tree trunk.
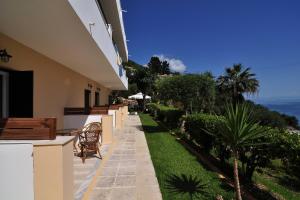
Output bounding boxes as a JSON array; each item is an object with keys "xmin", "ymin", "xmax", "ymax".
[
  {"xmin": 142, "ymin": 94, "xmax": 146, "ymax": 111},
  {"xmin": 233, "ymin": 151, "xmax": 243, "ymax": 200}
]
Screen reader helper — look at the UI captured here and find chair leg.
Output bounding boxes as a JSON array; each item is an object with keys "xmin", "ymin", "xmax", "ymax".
[
  {"xmin": 80, "ymin": 146, "xmax": 85, "ymax": 163},
  {"xmin": 97, "ymin": 147, "xmax": 102, "ymax": 159},
  {"xmin": 83, "ymin": 150, "xmax": 86, "ymax": 163}
]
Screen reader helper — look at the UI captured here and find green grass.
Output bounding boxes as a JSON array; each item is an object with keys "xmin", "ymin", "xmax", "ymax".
[
  {"xmin": 253, "ymin": 160, "xmax": 300, "ymax": 200},
  {"xmin": 139, "ymin": 113, "xmax": 234, "ymax": 200}
]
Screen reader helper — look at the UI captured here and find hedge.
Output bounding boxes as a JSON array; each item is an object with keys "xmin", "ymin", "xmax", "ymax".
[
  {"xmin": 185, "ymin": 113, "xmax": 225, "ymax": 152},
  {"xmin": 146, "ymin": 103, "xmax": 184, "ymax": 128}
]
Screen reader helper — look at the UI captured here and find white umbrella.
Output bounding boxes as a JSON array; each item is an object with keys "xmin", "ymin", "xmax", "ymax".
[{"xmin": 128, "ymin": 92, "xmax": 151, "ymax": 100}]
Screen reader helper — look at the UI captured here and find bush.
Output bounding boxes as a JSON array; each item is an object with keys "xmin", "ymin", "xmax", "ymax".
[
  {"xmin": 146, "ymin": 103, "xmax": 158, "ymax": 116},
  {"xmin": 146, "ymin": 103, "xmax": 184, "ymax": 128},
  {"xmin": 245, "ymin": 100, "xmax": 299, "ymax": 129},
  {"xmin": 156, "ymin": 73, "xmax": 216, "ymax": 113},
  {"xmin": 270, "ymin": 129, "xmax": 300, "ymax": 178},
  {"xmin": 185, "ymin": 113, "xmax": 224, "ymax": 152}
]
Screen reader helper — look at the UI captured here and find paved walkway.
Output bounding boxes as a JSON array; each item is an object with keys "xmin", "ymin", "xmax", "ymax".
[
  {"xmin": 74, "ymin": 145, "xmax": 110, "ymax": 200},
  {"xmin": 74, "ymin": 115, "xmax": 162, "ymax": 200}
]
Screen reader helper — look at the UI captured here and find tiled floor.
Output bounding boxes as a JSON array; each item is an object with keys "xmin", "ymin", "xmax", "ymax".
[
  {"xmin": 89, "ymin": 115, "xmax": 162, "ymax": 200},
  {"xmin": 74, "ymin": 145, "xmax": 110, "ymax": 200}
]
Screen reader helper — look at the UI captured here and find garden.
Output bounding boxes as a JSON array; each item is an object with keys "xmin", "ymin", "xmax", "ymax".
[{"xmin": 119, "ymin": 57, "xmax": 300, "ymax": 200}]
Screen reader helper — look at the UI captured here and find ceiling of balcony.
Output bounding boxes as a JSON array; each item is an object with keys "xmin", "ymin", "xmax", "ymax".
[{"xmin": 0, "ymin": 0, "xmax": 127, "ymax": 90}]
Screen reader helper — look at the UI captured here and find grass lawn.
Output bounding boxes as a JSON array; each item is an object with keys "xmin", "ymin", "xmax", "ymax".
[
  {"xmin": 253, "ymin": 159, "xmax": 300, "ymax": 200},
  {"xmin": 139, "ymin": 113, "xmax": 234, "ymax": 200}
]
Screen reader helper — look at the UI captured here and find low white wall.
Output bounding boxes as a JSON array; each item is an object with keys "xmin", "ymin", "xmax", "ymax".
[
  {"xmin": 0, "ymin": 142, "xmax": 34, "ymax": 200},
  {"xmin": 64, "ymin": 114, "xmax": 102, "ymax": 129},
  {"xmin": 108, "ymin": 110, "xmax": 116, "ymax": 128}
]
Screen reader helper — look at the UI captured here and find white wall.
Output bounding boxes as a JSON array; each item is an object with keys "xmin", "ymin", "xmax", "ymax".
[
  {"xmin": 64, "ymin": 114, "xmax": 102, "ymax": 129},
  {"xmin": 0, "ymin": 143, "xmax": 34, "ymax": 200},
  {"xmin": 68, "ymin": 0, "xmax": 119, "ymax": 77}
]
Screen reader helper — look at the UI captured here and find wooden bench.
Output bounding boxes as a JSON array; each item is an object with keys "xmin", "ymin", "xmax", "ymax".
[{"xmin": 0, "ymin": 118, "xmax": 56, "ymax": 140}]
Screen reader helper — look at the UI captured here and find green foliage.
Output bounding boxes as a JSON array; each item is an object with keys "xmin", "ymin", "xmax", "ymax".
[
  {"xmin": 244, "ymin": 101, "xmax": 287, "ymax": 129},
  {"xmin": 161, "ymin": 60, "xmax": 171, "ymax": 75},
  {"xmin": 270, "ymin": 129, "xmax": 300, "ymax": 178},
  {"xmin": 139, "ymin": 113, "xmax": 235, "ymax": 200},
  {"xmin": 212, "ymin": 104, "xmax": 268, "ymax": 151},
  {"xmin": 281, "ymin": 114, "xmax": 299, "ymax": 129},
  {"xmin": 217, "ymin": 64, "xmax": 259, "ymax": 103},
  {"xmin": 244, "ymin": 100, "xmax": 299, "ymax": 130},
  {"xmin": 238, "ymin": 127, "xmax": 284, "ymax": 181},
  {"xmin": 185, "ymin": 113, "xmax": 224, "ymax": 152},
  {"xmin": 148, "ymin": 56, "xmax": 162, "ymax": 75},
  {"xmin": 123, "ymin": 60, "xmax": 144, "ymax": 84},
  {"xmin": 156, "ymin": 73, "xmax": 216, "ymax": 113},
  {"xmin": 147, "ymin": 103, "xmax": 184, "ymax": 128},
  {"xmin": 134, "ymin": 67, "xmax": 155, "ymax": 110},
  {"xmin": 148, "ymin": 56, "xmax": 171, "ymax": 75}
]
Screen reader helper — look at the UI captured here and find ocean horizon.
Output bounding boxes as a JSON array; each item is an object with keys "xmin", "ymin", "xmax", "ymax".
[{"xmin": 253, "ymin": 97, "xmax": 300, "ymax": 125}]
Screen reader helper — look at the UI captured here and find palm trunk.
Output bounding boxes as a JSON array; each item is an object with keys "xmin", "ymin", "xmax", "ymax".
[{"xmin": 233, "ymin": 151, "xmax": 242, "ymax": 200}]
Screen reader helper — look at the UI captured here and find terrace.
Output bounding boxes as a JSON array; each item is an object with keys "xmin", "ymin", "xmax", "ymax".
[
  {"xmin": 0, "ymin": 106, "xmax": 162, "ymax": 200},
  {"xmin": 73, "ymin": 115, "xmax": 162, "ymax": 200}
]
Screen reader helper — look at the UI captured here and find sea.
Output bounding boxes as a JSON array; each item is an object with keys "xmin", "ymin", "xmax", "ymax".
[{"xmin": 254, "ymin": 97, "xmax": 300, "ymax": 125}]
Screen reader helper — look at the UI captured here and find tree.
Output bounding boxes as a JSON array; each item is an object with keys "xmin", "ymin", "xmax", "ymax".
[
  {"xmin": 123, "ymin": 60, "xmax": 144, "ymax": 84},
  {"xmin": 148, "ymin": 56, "xmax": 162, "ymax": 75},
  {"xmin": 156, "ymin": 74, "xmax": 215, "ymax": 113},
  {"xmin": 161, "ymin": 60, "xmax": 171, "ymax": 75},
  {"xmin": 217, "ymin": 64, "xmax": 259, "ymax": 104},
  {"xmin": 207, "ymin": 104, "xmax": 267, "ymax": 200},
  {"xmin": 135, "ymin": 67, "xmax": 155, "ymax": 110}
]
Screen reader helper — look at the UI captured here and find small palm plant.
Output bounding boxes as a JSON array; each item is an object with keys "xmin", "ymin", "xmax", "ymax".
[
  {"xmin": 207, "ymin": 103, "xmax": 267, "ymax": 200},
  {"xmin": 166, "ymin": 174, "xmax": 208, "ymax": 200}
]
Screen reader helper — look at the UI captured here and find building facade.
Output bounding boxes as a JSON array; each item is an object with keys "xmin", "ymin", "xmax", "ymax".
[{"xmin": 0, "ymin": 0, "xmax": 128, "ymax": 129}]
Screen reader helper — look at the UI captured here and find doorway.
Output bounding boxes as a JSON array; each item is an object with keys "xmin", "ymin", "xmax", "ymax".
[
  {"xmin": 84, "ymin": 89, "xmax": 91, "ymax": 113},
  {"xmin": 8, "ymin": 71, "xmax": 33, "ymax": 117},
  {"xmin": 0, "ymin": 70, "xmax": 33, "ymax": 118},
  {"xmin": 95, "ymin": 91, "xmax": 100, "ymax": 106}
]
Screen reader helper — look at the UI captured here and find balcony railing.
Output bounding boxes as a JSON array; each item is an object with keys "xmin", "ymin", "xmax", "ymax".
[{"xmin": 0, "ymin": 118, "xmax": 56, "ymax": 140}]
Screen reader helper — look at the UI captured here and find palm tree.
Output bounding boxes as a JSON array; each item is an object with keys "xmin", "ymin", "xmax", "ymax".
[
  {"xmin": 207, "ymin": 104, "xmax": 267, "ymax": 200},
  {"xmin": 217, "ymin": 64, "xmax": 259, "ymax": 104}
]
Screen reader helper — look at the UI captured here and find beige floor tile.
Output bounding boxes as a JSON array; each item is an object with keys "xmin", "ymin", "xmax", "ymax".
[
  {"xmin": 136, "ymin": 175, "xmax": 159, "ymax": 186},
  {"xmin": 96, "ymin": 177, "xmax": 115, "ymax": 188},
  {"xmin": 117, "ymin": 166, "xmax": 136, "ymax": 176},
  {"xmin": 101, "ymin": 167, "xmax": 118, "ymax": 177},
  {"xmin": 137, "ymin": 185, "xmax": 162, "ymax": 200},
  {"xmin": 90, "ymin": 188, "xmax": 111, "ymax": 200},
  {"xmin": 115, "ymin": 176, "xmax": 136, "ymax": 187},
  {"xmin": 110, "ymin": 187, "xmax": 136, "ymax": 200}
]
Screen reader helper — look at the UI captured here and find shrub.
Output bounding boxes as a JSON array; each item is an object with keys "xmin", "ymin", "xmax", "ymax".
[
  {"xmin": 146, "ymin": 103, "xmax": 184, "ymax": 128},
  {"xmin": 146, "ymin": 103, "xmax": 158, "ymax": 116},
  {"xmin": 156, "ymin": 73, "xmax": 216, "ymax": 113},
  {"xmin": 185, "ymin": 113, "xmax": 224, "ymax": 152},
  {"xmin": 245, "ymin": 101, "xmax": 289, "ymax": 129}
]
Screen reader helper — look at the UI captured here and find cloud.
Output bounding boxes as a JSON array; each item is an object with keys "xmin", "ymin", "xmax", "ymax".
[{"xmin": 155, "ymin": 54, "xmax": 187, "ymax": 73}]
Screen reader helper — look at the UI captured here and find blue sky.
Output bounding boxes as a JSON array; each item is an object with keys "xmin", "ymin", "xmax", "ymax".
[{"xmin": 121, "ymin": 0, "xmax": 300, "ymax": 100}]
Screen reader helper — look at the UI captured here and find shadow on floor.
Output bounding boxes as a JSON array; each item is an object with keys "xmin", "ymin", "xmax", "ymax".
[{"xmin": 165, "ymin": 174, "xmax": 209, "ymax": 200}]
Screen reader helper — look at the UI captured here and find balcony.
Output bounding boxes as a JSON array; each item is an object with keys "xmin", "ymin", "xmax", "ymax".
[{"xmin": 0, "ymin": 0, "xmax": 128, "ymax": 90}]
